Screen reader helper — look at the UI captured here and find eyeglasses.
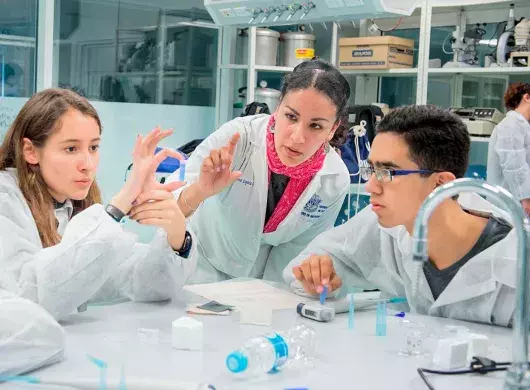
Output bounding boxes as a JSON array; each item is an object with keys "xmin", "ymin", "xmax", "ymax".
[{"xmin": 360, "ymin": 166, "xmax": 436, "ymax": 183}]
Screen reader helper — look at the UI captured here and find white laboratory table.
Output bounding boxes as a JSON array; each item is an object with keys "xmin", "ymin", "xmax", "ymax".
[{"xmin": 4, "ymin": 291, "xmax": 516, "ymax": 390}]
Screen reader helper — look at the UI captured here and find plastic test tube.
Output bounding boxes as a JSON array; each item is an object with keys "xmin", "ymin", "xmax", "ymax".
[
  {"xmin": 179, "ymin": 159, "xmax": 187, "ymax": 182},
  {"xmin": 348, "ymin": 293, "xmax": 355, "ymax": 330},
  {"xmin": 376, "ymin": 301, "xmax": 387, "ymax": 336}
]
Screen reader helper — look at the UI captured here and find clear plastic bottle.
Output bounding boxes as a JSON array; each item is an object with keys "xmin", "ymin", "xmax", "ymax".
[{"xmin": 226, "ymin": 324, "xmax": 316, "ymax": 377}]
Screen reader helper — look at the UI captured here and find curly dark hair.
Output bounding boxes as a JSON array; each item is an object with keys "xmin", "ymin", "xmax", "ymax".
[
  {"xmin": 280, "ymin": 58, "xmax": 351, "ymax": 148},
  {"xmin": 504, "ymin": 82, "xmax": 530, "ymax": 111},
  {"xmin": 376, "ymin": 105, "xmax": 470, "ymax": 179}
]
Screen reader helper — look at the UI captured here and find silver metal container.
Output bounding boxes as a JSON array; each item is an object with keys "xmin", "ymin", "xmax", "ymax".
[
  {"xmin": 237, "ymin": 81, "xmax": 281, "ymax": 112},
  {"xmin": 238, "ymin": 28, "xmax": 280, "ymax": 66},
  {"xmin": 254, "ymin": 81, "xmax": 281, "ymax": 112},
  {"xmin": 281, "ymin": 31, "xmax": 316, "ymax": 67}
]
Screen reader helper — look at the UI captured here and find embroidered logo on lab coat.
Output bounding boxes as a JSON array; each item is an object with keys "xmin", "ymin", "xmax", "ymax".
[
  {"xmin": 301, "ymin": 194, "xmax": 327, "ymax": 222},
  {"xmin": 304, "ymin": 194, "xmax": 322, "ymax": 213}
]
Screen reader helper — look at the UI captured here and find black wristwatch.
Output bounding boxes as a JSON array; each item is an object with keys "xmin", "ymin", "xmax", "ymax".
[
  {"xmin": 175, "ymin": 231, "xmax": 193, "ymax": 259},
  {"xmin": 105, "ymin": 204, "xmax": 126, "ymax": 223}
]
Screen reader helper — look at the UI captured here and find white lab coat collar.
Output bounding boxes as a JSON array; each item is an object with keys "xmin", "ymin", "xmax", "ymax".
[
  {"xmin": 54, "ymin": 200, "xmax": 74, "ymax": 236},
  {"xmin": 507, "ymin": 109, "xmax": 530, "ymax": 124}
]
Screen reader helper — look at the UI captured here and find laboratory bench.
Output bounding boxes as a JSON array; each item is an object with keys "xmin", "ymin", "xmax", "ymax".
[{"xmin": 3, "ymin": 287, "xmax": 515, "ymax": 390}]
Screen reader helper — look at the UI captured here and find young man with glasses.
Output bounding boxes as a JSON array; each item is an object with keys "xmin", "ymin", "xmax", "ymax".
[{"xmin": 283, "ymin": 105, "xmax": 516, "ymax": 326}]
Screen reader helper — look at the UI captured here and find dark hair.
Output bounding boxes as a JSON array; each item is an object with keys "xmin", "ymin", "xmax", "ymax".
[
  {"xmin": 280, "ymin": 58, "xmax": 350, "ymax": 148},
  {"xmin": 504, "ymin": 82, "xmax": 530, "ymax": 111},
  {"xmin": 376, "ymin": 105, "xmax": 470, "ymax": 179}
]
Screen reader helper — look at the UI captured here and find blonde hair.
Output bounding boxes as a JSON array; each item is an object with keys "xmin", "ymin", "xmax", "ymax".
[{"xmin": 0, "ymin": 88, "xmax": 102, "ymax": 247}]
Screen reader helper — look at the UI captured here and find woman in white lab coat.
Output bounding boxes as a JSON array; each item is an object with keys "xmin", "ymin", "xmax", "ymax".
[
  {"xmin": 487, "ymin": 82, "xmax": 530, "ymax": 214},
  {"xmin": 0, "ymin": 88, "xmax": 196, "ymax": 321},
  {"xmin": 164, "ymin": 59, "xmax": 350, "ymax": 283}
]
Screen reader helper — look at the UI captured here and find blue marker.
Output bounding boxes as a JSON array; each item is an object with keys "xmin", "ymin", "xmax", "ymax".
[{"xmin": 319, "ymin": 285, "xmax": 328, "ymax": 305}]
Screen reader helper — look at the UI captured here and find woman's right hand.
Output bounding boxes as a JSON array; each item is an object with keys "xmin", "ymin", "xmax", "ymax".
[
  {"xmin": 293, "ymin": 255, "xmax": 343, "ymax": 295},
  {"xmin": 178, "ymin": 133, "xmax": 242, "ymax": 216},
  {"xmin": 196, "ymin": 133, "xmax": 242, "ymax": 198}
]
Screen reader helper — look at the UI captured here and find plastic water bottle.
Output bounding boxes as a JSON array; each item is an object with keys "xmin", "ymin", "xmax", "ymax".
[{"xmin": 226, "ymin": 324, "xmax": 316, "ymax": 377}]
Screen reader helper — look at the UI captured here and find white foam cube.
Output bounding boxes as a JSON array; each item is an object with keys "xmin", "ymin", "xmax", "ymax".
[
  {"xmin": 433, "ymin": 338, "xmax": 469, "ymax": 370},
  {"xmin": 172, "ymin": 316, "xmax": 203, "ymax": 351},
  {"xmin": 466, "ymin": 333, "xmax": 490, "ymax": 360}
]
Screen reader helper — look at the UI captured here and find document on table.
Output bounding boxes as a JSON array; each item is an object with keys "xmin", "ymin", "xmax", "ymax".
[{"xmin": 184, "ymin": 279, "xmax": 313, "ymax": 310}]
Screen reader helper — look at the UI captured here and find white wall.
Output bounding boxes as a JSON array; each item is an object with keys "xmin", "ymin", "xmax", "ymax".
[{"xmin": 0, "ymin": 97, "xmax": 215, "ymax": 242}]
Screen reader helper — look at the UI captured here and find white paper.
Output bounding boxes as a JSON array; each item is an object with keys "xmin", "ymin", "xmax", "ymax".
[{"xmin": 184, "ymin": 280, "xmax": 311, "ymax": 311}]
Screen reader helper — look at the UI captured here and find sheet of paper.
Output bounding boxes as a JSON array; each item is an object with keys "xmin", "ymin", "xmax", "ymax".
[{"xmin": 184, "ymin": 280, "xmax": 312, "ymax": 311}]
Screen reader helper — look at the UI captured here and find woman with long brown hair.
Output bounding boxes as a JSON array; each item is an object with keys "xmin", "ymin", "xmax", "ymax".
[{"xmin": 0, "ymin": 88, "xmax": 197, "ymax": 320}]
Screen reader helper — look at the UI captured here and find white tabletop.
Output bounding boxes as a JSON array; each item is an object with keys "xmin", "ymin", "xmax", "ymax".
[{"xmin": 4, "ymin": 291, "xmax": 517, "ymax": 390}]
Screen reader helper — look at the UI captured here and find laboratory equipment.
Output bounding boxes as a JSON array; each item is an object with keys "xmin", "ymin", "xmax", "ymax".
[
  {"xmin": 238, "ymin": 28, "xmax": 280, "ymax": 66},
  {"xmin": 326, "ymin": 293, "xmax": 406, "ymax": 313},
  {"xmin": 179, "ymin": 160, "xmax": 187, "ymax": 182},
  {"xmin": 493, "ymin": 4, "xmax": 516, "ymax": 67},
  {"xmin": 375, "ymin": 301, "xmax": 387, "ymax": 336},
  {"xmin": 204, "ymin": 0, "xmax": 417, "ymax": 27},
  {"xmin": 238, "ymin": 81, "xmax": 281, "ymax": 112},
  {"xmin": 172, "ymin": 317, "xmax": 204, "ymax": 351},
  {"xmin": 449, "ymin": 107, "xmax": 505, "ymax": 136},
  {"xmin": 409, "ymin": 178, "xmax": 530, "ymax": 389},
  {"xmin": 399, "ymin": 319, "xmax": 428, "ymax": 357},
  {"xmin": 511, "ymin": 18, "xmax": 530, "ymax": 66},
  {"xmin": 226, "ymin": 324, "xmax": 316, "ymax": 377},
  {"xmin": 281, "ymin": 30, "xmax": 316, "ymax": 67},
  {"xmin": 443, "ymin": 13, "xmax": 485, "ymax": 68},
  {"xmin": 296, "ymin": 302, "xmax": 335, "ymax": 322},
  {"xmin": 348, "ymin": 294, "xmax": 355, "ymax": 329}
]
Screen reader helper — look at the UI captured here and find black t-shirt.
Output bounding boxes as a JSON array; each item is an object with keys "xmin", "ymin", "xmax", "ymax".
[
  {"xmin": 424, "ymin": 215, "xmax": 512, "ymax": 300},
  {"xmin": 264, "ymin": 172, "xmax": 290, "ymax": 225}
]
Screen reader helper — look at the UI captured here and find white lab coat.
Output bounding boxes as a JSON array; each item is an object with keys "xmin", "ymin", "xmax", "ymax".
[
  {"xmin": 487, "ymin": 110, "xmax": 530, "ymax": 201},
  {"xmin": 0, "ymin": 168, "xmax": 197, "ymax": 321},
  {"xmin": 168, "ymin": 114, "xmax": 350, "ymax": 283},
  {"xmin": 283, "ymin": 195, "xmax": 517, "ymax": 327},
  {"xmin": 0, "ymin": 271, "xmax": 65, "ymax": 377}
]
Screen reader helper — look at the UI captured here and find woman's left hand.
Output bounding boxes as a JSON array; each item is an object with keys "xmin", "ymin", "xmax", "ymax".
[{"xmin": 129, "ymin": 190, "xmax": 187, "ymax": 251}]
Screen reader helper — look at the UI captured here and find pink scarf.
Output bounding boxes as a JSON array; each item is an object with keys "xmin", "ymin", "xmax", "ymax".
[{"xmin": 263, "ymin": 115, "xmax": 326, "ymax": 233}]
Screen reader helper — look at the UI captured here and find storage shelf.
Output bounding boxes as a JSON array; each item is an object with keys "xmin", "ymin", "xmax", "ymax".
[
  {"xmin": 341, "ymin": 68, "xmax": 418, "ymax": 77},
  {"xmin": 470, "ymin": 136, "xmax": 491, "ymax": 143},
  {"xmin": 255, "ymin": 65, "xmax": 294, "ymax": 73},
  {"xmin": 220, "ymin": 64, "xmax": 419, "ymax": 77},
  {"xmin": 428, "ymin": 67, "xmax": 530, "ymax": 76},
  {"xmin": 219, "ymin": 64, "xmax": 249, "ymax": 70}
]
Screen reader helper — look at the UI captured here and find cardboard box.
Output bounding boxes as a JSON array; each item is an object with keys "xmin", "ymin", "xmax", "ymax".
[{"xmin": 338, "ymin": 36, "xmax": 415, "ymax": 70}]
